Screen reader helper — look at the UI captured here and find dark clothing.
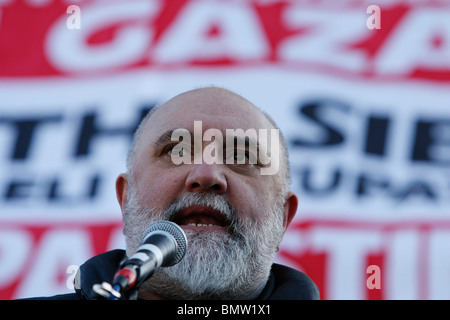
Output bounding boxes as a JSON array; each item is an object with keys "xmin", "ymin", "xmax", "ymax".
[{"xmin": 32, "ymin": 249, "xmax": 320, "ymax": 300}]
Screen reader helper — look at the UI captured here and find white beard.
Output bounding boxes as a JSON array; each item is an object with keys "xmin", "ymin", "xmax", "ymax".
[{"xmin": 122, "ymin": 191, "xmax": 285, "ymax": 300}]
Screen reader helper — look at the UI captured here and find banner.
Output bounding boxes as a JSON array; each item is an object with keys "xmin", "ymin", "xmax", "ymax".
[{"xmin": 1, "ymin": 0, "xmax": 449, "ymax": 299}]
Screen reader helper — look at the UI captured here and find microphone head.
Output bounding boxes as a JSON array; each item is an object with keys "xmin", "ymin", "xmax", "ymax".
[{"xmin": 142, "ymin": 220, "xmax": 188, "ymax": 266}]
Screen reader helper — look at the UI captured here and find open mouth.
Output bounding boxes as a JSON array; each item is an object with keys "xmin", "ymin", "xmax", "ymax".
[{"xmin": 172, "ymin": 205, "xmax": 231, "ymax": 232}]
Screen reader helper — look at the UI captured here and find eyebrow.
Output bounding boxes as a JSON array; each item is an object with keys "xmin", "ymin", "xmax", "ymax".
[
  {"xmin": 154, "ymin": 129, "xmax": 195, "ymax": 148},
  {"xmin": 154, "ymin": 129, "xmax": 176, "ymax": 149}
]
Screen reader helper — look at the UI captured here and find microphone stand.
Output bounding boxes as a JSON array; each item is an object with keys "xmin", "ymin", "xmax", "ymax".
[
  {"xmin": 91, "ymin": 220, "xmax": 187, "ymax": 300},
  {"xmin": 92, "ymin": 252, "xmax": 147, "ymax": 300},
  {"xmin": 92, "ymin": 281, "xmax": 139, "ymax": 300}
]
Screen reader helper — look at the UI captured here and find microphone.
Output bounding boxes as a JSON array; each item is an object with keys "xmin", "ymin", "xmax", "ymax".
[{"xmin": 111, "ymin": 220, "xmax": 188, "ymax": 297}]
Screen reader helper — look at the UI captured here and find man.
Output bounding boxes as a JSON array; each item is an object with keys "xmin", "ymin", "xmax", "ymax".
[{"xmin": 36, "ymin": 87, "xmax": 319, "ymax": 300}]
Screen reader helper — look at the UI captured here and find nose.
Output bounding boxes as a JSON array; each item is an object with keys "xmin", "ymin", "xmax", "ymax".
[{"xmin": 185, "ymin": 162, "xmax": 227, "ymax": 194}]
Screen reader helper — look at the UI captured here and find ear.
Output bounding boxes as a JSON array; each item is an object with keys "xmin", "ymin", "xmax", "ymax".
[
  {"xmin": 116, "ymin": 173, "xmax": 128, "ymax": 212},
  {"xmin": 282, "ymin": 192, "xmax": 298, "ymax": 230}
]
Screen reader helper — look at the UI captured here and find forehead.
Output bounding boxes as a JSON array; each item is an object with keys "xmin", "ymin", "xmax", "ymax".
[{"xmin": 143, "ymin": 88, "xmax": 274, "ymax": 141}]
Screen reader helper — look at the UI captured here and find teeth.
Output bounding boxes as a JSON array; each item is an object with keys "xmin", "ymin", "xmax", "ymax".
[{"xmin": 187, "ymin": 223, "xmax": 216, "ymax": 227}]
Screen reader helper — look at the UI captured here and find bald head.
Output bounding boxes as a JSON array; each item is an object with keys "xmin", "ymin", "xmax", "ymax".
[
  {"xmin": 156, "ymin": 87, "xmax": 261, "ymax": 118},
  {"xmin": 117, "ymin": 87, "xmax": 299, "ymax": 299}
]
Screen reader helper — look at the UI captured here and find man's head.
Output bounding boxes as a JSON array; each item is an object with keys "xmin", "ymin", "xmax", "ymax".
[{"xmin": 116, "ymin": 87, "xmax": 298, "ymax": 299}]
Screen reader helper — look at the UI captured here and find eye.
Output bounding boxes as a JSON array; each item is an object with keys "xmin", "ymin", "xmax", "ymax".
[
  {"xmin": 163, "ymin": 143, "xmax": 193, "ymax": 162},
  {"xmin": 162, "ymin": 143, "xmax": 178, "ymax": 155},
  {"xmin": 234, "ymin": 150, "xmax": 250, "ymax": 164},
  {"xmin": 225, "ymin": 148, "xmax": 258, "ymax": 165}
]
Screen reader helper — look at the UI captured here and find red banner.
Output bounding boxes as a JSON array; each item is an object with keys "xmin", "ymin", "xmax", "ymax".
[{"xmin": 1, "ymin": 0, "xmax": 449, "ymax": 299}]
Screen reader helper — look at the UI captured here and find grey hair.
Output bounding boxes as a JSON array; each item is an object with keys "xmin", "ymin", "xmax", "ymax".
[{"xmin": 126, "ymin": 105, "xmax": 159, "ymax": 177}]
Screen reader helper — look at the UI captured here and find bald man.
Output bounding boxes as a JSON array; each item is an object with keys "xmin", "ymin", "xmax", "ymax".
[{"xmin": 34, "ymin": 87, "xmax": 319, "ymax": 300}]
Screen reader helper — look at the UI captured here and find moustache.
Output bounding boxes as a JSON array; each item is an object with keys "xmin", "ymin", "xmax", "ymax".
[{"xmin": 160, "ymin": 193, "xmax": 244, "ymax": 236}]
